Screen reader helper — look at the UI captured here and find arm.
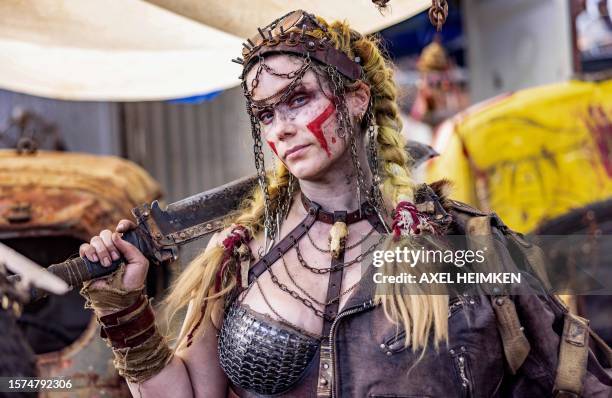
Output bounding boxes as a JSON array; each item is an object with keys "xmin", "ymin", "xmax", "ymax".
[
  {"xmin": 124, "ymin": 313, "xmax": 228, "ymax": 398},
  {"xmin": 80, "ymin": 224, "xmax": 229, "ymax": 398}
]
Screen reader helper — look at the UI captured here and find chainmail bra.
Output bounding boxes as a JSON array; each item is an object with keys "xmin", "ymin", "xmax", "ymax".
[
  {"xmin": 218, "ymin": 195, "xmax": 388, "ymax": 396},
  {"xmin": 218, "ymin": 300, "xmax": 320, "ymax": 396}
]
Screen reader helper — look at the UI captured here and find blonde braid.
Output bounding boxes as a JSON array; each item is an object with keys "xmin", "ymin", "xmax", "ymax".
[
  {"xmin": 323, "ymin": 21, "xmax": 448, "ymax": 352},
  {"xmin": 352, "ymin": 36, "xmax": 414, "ymax": 204},
  {"xmin": 319, "ymin": 20, "xmax": 414, "ymax": 205}
]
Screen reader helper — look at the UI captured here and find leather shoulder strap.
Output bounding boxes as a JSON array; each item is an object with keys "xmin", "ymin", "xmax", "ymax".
[
  {"xmin": 490, "ymin": 295, "xmax": 531, "ymax": 375},
  {"xmin": 247, "ymin": 208, "xmax": 318, "ymax": 284},
  {"xmin": 554, "ymin": 313, "xmax": 590, "ymax": 398},
  {"xmin": 364, "ymin": 206, "xmax": 389, "ymax": 234},
  {"xmin": 448, "ymin": 199, "xmax": 489, "ymax": 217}
]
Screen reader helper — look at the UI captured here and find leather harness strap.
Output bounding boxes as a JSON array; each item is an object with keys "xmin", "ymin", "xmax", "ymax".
[
  {"xmin": 300, "ymin": 192, "xmax": 367, "ymax": 225},
  {"xmin": 248, "ymin": 202, "xmax": 319, "ymax": 285},
  {"xmin": 317, "ymin": 205, "xmax": 388, "ymax": 397},
  {"xmin": 317, "ymin": 210, "xmax": 347, "ymax": 398},
  {"xmin": 248, "ymin": 197, "xmax": 387, "ymax": 284},
  {"xmin": 553, "ymin": 313, "xmax": 590, "ymax": 398},
  {"xmin": 321, "ymin": 210, "xmax": 347, "ymax": 335}
]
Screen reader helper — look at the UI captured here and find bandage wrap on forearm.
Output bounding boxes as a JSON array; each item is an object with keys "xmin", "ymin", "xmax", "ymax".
[
  {"xmin": 80, "ymin": 264, "xmax": 145, "ymax": 312},
  {"xmin": 99, "ymin": 296, "xmax": 173, "ymax": 383},
  {"xmin": 79, "ymin": 265, "xmax": 172, "ymax": 383}
]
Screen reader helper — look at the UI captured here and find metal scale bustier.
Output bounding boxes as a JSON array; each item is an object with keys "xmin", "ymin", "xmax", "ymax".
[{"xmin": 218, "ymin": 300, "xmax": 320, "ymax": 396}]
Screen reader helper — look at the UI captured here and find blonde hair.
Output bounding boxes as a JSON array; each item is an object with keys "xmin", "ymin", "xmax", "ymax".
[{"xmin": 163, "ymin": 16, "xmax": 449, "ymax": 353}]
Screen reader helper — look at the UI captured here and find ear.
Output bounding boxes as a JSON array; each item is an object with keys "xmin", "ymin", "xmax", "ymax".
[{"xmin": 345, "ymin": 80, "xmax": 371, "ymax": 121}]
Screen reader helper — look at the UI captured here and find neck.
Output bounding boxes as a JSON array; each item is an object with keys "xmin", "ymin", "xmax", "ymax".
[{"xmin": 297, "ymin": 140, "xmax": 373, "ymax": 213}]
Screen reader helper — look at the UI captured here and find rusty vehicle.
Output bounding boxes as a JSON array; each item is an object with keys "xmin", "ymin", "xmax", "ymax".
[{"xmin": 0, "ymin": 149, "xmax": 163, "ymax": 397}]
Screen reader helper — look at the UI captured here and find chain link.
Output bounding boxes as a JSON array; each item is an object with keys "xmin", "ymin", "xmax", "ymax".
[
  {"xmin": 295, "ymin": 234, "xmax": 385, "ymax": 274},
  {"xmin": 429, "ymin": 0, "xmax": 449, "ymax": 31},
  {"xmin": 266, "ymin": 264, "xmax": 332, "ymax": 321},
  {"xmin": 254, "ymin": 277, "xmax": 324, "ymax": 338},
  {"xmin": 306, "ymin": 226, "xmax": 377, "ymax": 253},
  {"xmin": 365, "ymin": 107, "xmax": 388, "ymax": 219},
  {"xmin": 280, "ymin": 254, "xmax": 361, "ymax": 307},
  {"xmin": 247, "ymin": 56, "xmax": 312, "ymax": 110},
  {"xmin": 242, "ymin": 55, "xmax": 315, "ymax": 247}
]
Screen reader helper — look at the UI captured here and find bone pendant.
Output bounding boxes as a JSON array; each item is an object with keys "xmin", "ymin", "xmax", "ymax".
[
  {"xmin": 237, "ymin": 244, "xmax": 251, "ymax": 288},
  {"xmin": 240, "ymin": 260, "xmax": 250, "ymax": 288},
  {"xmin": 329, "ymin": 221, "xmax": 348, "ymax": 259}
]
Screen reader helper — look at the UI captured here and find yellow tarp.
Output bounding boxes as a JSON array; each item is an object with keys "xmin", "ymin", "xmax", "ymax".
[{"xmin": 426, "ymin": 79, "xmax": 612, "ymax": 233}]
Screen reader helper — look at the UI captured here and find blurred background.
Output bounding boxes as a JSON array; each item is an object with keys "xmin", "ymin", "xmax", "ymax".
[{"xmin": 0, "ymin": 1, "xmax": 610, "ymax": 396}]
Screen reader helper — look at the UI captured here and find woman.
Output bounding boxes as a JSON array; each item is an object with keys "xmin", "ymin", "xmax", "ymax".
[{"xmin": 78, "ymin": 10, "xmax": 611, "ymax": 398}]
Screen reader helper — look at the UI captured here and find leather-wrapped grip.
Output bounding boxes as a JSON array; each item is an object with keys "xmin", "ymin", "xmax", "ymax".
[{"xmin": 13, "ymin": 229, "xmax": 145, "ymax": 301}]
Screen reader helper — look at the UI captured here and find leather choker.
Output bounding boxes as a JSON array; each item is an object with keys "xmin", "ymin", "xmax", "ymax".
[{"xmin": 300, "ymin": 192, "xmax": 371, "ymax": 225}]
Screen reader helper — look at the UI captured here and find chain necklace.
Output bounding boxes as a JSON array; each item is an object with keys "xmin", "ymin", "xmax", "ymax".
[
  {"xmin": 265, "ymin": 259, "xmax": 331, "ymax": 321},
  {"xmin": 307, "ymin": 226, "xmax": 377, "ymax": 253},
  {"xmin": 280, "ymin": 252, "xmax": 361, "ymax": 307},
  {"xmin": 295, "ymin": 233, "xmax": 386, "ymax": 274},
  {"xmin": 254, "ymin": 278, "xmax": 323, "ymax": 339},
  {"xmin": 261, "ymin": 232, "xmax": 383, "ymax": 320}
]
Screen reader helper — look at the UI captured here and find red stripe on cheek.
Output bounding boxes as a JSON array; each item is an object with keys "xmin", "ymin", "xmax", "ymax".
[
  {"xmin": 267, "ymin": 141, "xmax": 278, "ymax": 156},
  {"xmin": 306, "ymin": 102, "xmax": 335, "ymax": 157}
]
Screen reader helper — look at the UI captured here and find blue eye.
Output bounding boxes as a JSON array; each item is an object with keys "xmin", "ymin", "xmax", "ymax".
[
  {"xmin": 258, "ymin": 111, "xmax": 274, "ymax": 124},
  {"xmin": 291, "ymin": 95, "xmax": 308, "ymax": 107}
]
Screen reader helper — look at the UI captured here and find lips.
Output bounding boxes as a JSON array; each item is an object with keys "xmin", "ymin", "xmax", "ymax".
[{"xmin": 284, "ymin": 144, "xmax": 311, "ymax": 160}]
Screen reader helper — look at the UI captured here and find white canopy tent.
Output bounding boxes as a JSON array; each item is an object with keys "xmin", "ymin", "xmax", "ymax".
[
  {"xmin": 144, "ymin": 0, "xmax": 431, "ymax": 38},
  {"xmin": 0, "ymin": 0, "xmax": 429, "ymax": 102}
]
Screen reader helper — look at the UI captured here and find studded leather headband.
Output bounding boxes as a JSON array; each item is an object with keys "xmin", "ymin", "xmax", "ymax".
[{"xmin": 232, "ymin": 10, "xmax": 362, "ymax": 81}]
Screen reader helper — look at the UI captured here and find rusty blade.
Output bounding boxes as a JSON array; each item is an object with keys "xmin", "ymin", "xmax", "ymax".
[
  {"xmin": 0, "ymin": 241, "xmax": 69, "ymax": 295},
  {"xmin": 153, "ymin": 175, "xmax": 257, "ymax": 235}
]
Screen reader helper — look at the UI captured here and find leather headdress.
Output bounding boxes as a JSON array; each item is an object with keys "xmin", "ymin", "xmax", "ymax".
[{"xmin": 233, "ymin": 10, "xmax": 361, "ymax": 81}]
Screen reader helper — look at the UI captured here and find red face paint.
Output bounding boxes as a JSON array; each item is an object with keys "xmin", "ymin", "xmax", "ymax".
[
  {"xmin": 267, "ymin": 141, "xmax": 278, "ymax": 156},
  {"xmin": 306, "ymin": 102, "xmax": 335, "ymax": 157},
  {"xmin": 331, "ymin": 137, "xmax": 336, "ymax": 144}
]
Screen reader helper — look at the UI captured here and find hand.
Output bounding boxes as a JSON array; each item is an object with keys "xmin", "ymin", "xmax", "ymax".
[{"xmin": 79, "ymin": 219, "xmax": 149, "ymax": 291}]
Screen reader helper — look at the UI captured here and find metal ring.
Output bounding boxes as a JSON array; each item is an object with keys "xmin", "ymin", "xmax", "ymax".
[{"xmin": 306, "ymin": 41, "xmax": 317, "ymax": 52}]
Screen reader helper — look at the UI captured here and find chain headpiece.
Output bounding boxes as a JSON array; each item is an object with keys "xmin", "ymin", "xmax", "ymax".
[{"xmin": 233, "ymin": 11, "xmax": 361, "ymax": 82}]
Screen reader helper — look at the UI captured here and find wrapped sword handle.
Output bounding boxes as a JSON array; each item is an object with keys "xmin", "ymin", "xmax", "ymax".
[{"xmin": 10, "ymin": 229, "xmax": 147, "ymax": 301}]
